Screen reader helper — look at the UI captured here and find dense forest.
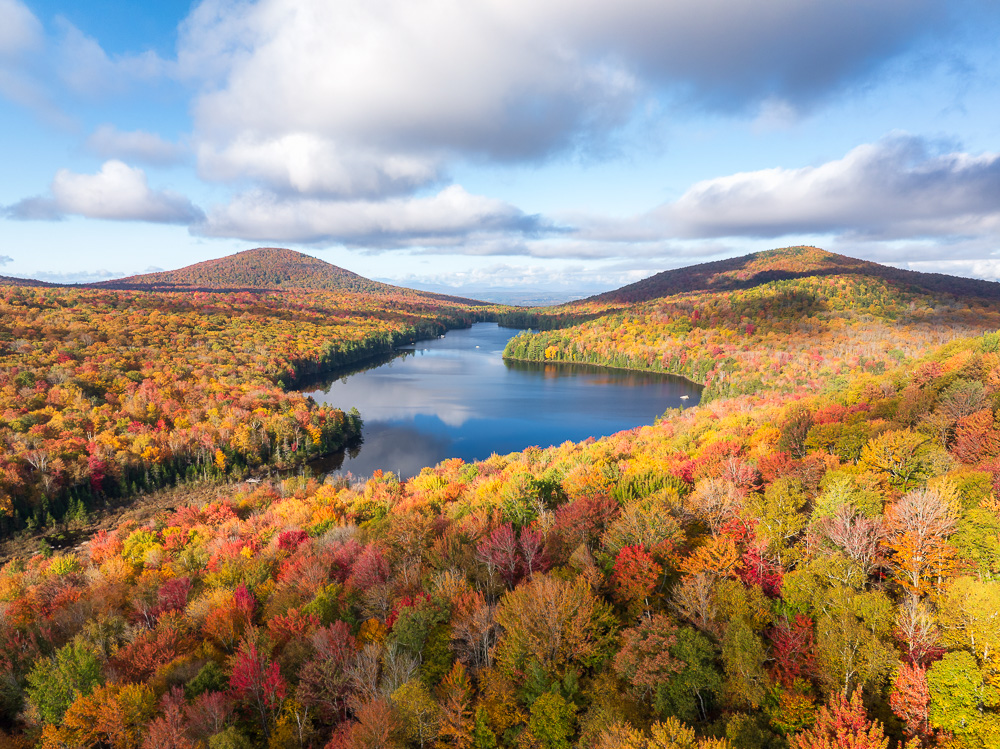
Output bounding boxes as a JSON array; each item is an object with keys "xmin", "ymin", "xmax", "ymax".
[
  {"xmin": 504, "ymin": 247, "xmax": 1000, "ymax": 401},
  {"xmin": 3, "ymin": 325, "xmax": 1000, "ymax": 748},
  {"xmin": 3, "ymin": 246, "xmax": 1000, "ymax": 749},
  {"xmin": 0, "ymin": 277, "xmax": 486, "ymax": 535}
]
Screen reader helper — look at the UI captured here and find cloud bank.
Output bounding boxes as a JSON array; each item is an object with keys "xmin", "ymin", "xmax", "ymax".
[
  {"xmin": 178, "ymin": 0, "xmax": 952, "ymax": 201},
  {"xmin": 557, "ymin": 136, "xmax": 1000, "ymax": 256},
  {"xmin": 666, "ymin": 135, "xmax": 1000, "ymax": 240},
  {"xmin": 194, "ymin": 185, "xmax": 548, "ymax": 247},
  {"xmin": 5, "ymin": 0, "xmax": 999, "ymax": 280}
]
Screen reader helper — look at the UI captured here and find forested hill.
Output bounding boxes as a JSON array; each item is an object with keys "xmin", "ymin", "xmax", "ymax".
[
  {"xmin": 98, "ymin": 247, "xmax": 474, "ymax": 301},
  {"xmin": 503, "ymin": 246, "xmax": 1000, "ymax": 402},
  {"xmin": 0, "ymin": 275, "xmax": 56, "ymax": 288},
  {"xmin": 98, "ymin": 247, "xmax": 389, "ymax": 293},
  {"xmin": 586, "ymin": 246, "xmax": 1000, "ymax": 304}
]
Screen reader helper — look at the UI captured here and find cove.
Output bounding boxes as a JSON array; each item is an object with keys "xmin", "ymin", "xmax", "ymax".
[{"xmin": 301, "ymin": 322, "xmax": 702, "ymax": 478}]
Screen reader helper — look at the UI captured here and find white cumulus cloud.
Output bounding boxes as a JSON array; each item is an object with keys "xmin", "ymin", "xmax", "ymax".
[
  {"xmin": 197, "ymin": 133, "xmax": 438, "ymax": 197},
  {"xmin": 6, "ymin": 160, "xmax": 203, "ymax": 224},
  {"xmin": 665, "ymin": 135, "xmax": 1000, "ymax": 240},
  {"xmin": 562, "ymin": 135, "xmax": 1000, "ymax": 252}
]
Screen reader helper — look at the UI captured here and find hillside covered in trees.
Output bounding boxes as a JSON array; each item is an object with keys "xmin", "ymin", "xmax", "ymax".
[
  {"xmin": 3, "ymin": 322, "xmax": 1000, "ymax": 748},
  {"xmin": 4, "ymin": 246, "xmax": 1000, "ymax": 749},
  {"xmin": 588, "ymin": 246, "xmax": 1000, "ymax": 305},
  {"xmin": 99, "ymin": 248, "xmax": 414, "ymax": 296},
  {"xmin": 0, "ymin": 266, "xmax": 488, "ymax": 536},
  {"xmin": 504, "ymin": 247, "xmax": 1000, "ymax": 401}
]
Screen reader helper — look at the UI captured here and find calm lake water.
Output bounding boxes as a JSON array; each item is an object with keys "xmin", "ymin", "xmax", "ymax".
[{"xmin": 302, "ymin": 322, "xmax": 701, "ymax": 478}]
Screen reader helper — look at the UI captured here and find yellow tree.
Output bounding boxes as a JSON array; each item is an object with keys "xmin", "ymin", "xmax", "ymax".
[
  {"xmin": 858, "ymin": 430, "xmax": 932, "ymax": 492},
  {"xmin": 884, "ymin": 487, "xmax": 958, "ymax": 597}
]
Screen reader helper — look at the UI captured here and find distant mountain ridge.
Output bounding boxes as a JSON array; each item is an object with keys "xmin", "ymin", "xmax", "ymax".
[
  {"xmin": 0, "ymin": 275, "xmax": 56, "ymax": 288},
  {"xmin": 504, "ymin": 244, "xmax": 1000, "ymax": 403},
  {"xmin": 586, "ymin": 245, "xmax": 1000, "ymax": 304},
  {"xmin": 98, "ymin": 247, "xmax": 395, "ymax": 294}
]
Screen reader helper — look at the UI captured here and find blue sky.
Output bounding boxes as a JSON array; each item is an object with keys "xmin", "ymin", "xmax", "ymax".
[{"xmin": 2, "ymin": 0, "xmax": 1000, "ymax": 294}]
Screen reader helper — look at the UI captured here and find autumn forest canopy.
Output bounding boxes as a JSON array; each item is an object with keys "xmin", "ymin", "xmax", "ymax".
[{"xmin": 4, "ymin": 246, "xmax": 1000, "ymax": 749}]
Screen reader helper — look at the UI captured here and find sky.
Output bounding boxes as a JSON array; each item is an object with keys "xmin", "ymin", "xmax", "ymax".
[{"xmin": 2, "ymin": 0, "xmax": 1000, "ymax": 295}]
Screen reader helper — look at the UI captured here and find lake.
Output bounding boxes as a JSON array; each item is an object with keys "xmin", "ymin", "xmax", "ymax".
[{"xmin": 302, "ymin": 322, "xmax": 702, "ymax": 478}]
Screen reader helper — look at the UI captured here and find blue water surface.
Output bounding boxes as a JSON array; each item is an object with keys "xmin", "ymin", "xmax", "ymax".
[{"xmin": 303, "ymin": 322, "xmax": 701, "ymax": 478}]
